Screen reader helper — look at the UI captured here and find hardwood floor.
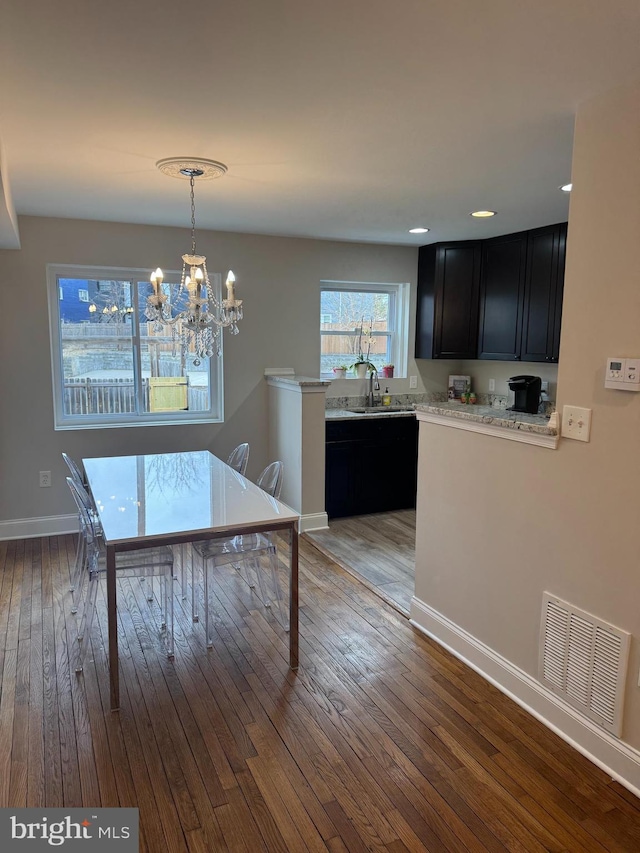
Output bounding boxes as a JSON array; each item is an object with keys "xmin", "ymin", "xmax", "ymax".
[
  {"xmin": 306, "ymin": 510, "xmax": 415, "ymax": 614},
  {"xmin": 1, "ymin": 533, "xmax": 640, "ymax": 851}
]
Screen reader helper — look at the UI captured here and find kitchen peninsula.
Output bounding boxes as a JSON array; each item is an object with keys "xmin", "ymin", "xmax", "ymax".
[{"xmin": 415, "ymin": 401, "xmax": 559, "ymax": 449}]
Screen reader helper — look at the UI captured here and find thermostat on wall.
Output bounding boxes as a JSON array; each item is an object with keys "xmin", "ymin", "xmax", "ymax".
[{"xmin": 605, "ymin": 357, "xmax": 640, "ymax": 390}]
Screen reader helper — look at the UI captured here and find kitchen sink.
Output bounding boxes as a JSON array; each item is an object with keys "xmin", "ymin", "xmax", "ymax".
[{"xmin": 347, "ymin": 406, "xmax": 415, "ymax": 414}]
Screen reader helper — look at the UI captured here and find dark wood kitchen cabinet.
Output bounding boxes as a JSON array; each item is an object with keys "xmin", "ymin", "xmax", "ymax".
[
  {"xmin": 477, "ymin": 231, "xmax": 528, "ymax": 360},
  {"xmin": 416, "ymin": 222, "xmax": 567, "ymax": 364},
  {"xmin": 415, "ymin": 241, "xmax": 482, "ymax": 359},
  {"xmin": 520, "ymin": 223, "xmax": 567, "ymax": 363},
  {"xmin": 479, "ymin": 222, "xmax": 567, "ymax": 362},
  {"xmin": 325, "ymin": 416, "xmax": 418, "ymax": 519}
]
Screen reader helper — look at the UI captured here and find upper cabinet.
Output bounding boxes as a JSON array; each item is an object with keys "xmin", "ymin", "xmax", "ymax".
[
  {"xmin": 520, "ymin": 223, "xmax": 567, "ymax": 363},
  {"xmin": 478, "ymin": 231, "xmax": 528, "ymax": 360},
  {"xmin": 415, "ymin": 222, "xmax": 567, "ymax": 363},
  {"xmin": 415, "ymin": 241, "xmax": 481, "ymax": 359}
]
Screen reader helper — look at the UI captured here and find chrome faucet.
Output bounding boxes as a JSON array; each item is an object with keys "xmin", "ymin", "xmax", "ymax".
[{"xmin": 367, "ymin": 369, "xmax": 381, "ymax": 407}]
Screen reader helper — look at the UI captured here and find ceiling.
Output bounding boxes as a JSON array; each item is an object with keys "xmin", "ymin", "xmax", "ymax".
[{"xmin": 1, "ymin": 0, "xmax": 639, "ymax": 249}]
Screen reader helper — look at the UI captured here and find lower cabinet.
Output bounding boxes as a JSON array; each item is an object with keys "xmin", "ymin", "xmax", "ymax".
[{"xmin": 325, "ymin": 416, "xmax": 418, "ymax": 519}]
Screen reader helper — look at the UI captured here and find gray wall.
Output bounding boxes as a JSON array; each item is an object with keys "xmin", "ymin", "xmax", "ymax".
[{"xmin": 0, "ymin": 215, "xmax": 424, "ymax": 523}]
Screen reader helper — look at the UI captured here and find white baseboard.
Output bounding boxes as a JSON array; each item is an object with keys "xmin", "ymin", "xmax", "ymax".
[
  {"xmin": 410, "ymin": 595, "xmax": 640, "ymax": 798},
  {"xmin": 299, "ymin": 512, "xmax": 329, "ymax": 533},
  {"xmin": 0, "ymin": 514, "xmax": 78, "ymax": 541}
]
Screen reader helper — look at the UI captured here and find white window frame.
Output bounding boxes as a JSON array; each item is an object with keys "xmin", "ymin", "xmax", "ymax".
[
  {"xmin": 77, "ymin": 288, "xmax": 89, "ymax": 302},
  {"xmin": 47, "ymin": 263, "xmax": 224, "ymax": 430},
  {"xmin": 319, "ymin": 280, "xmax": 410, "ymax": 378}
]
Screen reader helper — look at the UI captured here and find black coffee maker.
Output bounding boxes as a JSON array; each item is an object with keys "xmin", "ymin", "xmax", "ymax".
[{"xmin": 507, "ymin": 375, "xmax": 541, "ymax": 414}]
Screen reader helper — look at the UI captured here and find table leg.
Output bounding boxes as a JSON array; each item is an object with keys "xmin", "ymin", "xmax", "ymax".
[
  {"xmin": 107, "ymin": 545, "xmax": 119, "ymax": 710},
  {"xmin": 289, "ymin": 521, "xmax": 299, "ymax": 669}
]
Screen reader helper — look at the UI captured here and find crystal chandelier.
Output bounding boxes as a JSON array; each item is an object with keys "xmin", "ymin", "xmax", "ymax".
[{"xmin": 146, "ymin": 158, "xmax": 244, "ymax": 363}]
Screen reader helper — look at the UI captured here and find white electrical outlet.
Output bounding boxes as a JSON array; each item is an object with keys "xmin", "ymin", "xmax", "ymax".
[
  {"xmin": 561, "ymin": 406, "xmax": 592, "ymax": 442},
  {"xmin": 488, "ymin": 379, "xmax": 495, "ymax": 392},
  {"xmin": 39, "ymin": 471, "xmax": 52, "ymax": 488},
  {"xmin": 409, "ymin": 375, "xmax": 417, "ymax": 389}
]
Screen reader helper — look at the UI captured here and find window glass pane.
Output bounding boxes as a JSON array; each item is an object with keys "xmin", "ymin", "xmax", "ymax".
[
  {"xmin": 320, "ymin": 290, "xmax": 390, "ymax": 331},
  {"xmin": 320, "ymin": 333, "xmax": 358, "ymax": 374},
  {"xmin": 320, "ymin": 289, "xmax": 392, "ymax": 373},
  {"xmin": 138, "ymin": 281, "xmax": 211, "ymax": 414},
  {"xmin": 59, "ymin": 278, "xmax": 135, "ymax": 416}
]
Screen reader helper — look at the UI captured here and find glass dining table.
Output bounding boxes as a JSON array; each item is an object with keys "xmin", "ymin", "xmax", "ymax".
[{"xmin": 83, "ymin": 450, "xmax": 300, "ymax": 710}]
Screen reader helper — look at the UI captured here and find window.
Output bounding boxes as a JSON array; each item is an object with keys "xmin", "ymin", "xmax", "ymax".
[
  {"xmin": 47, "ymin": 264, "xmax": 223, "ymax": 430},
  {"xmin": 320, "ymin": 281, "xmax": 409, "ymax": 377}
]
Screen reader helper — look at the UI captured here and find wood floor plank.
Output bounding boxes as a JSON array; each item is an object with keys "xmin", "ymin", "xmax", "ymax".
[
  {"xmin": 27, "ymin": 539, "xmax": 44, "ymax": 807},
  {"xmin": 246, "ymin": 753, "xmax": 323, "ymax": 852},
  {"xmin": 27, "ymin": 621, "xmax": 44, "ymax": 806},
  {"xmin": 235, "ymin": 768, "xmax": 289, "ymax": 853},
  {"xmin": 5, "ymin": 538, "xmax": 24, "ymax": 652},
  {"xmin": 41, "ymin": 602, "xmax": 63, "ymax": 807},
  {"xmin": 0, "ymin": 528, "xmax": 639, "ymax": 853},
  {"xmin": 51, "ymin": 535, "xmax": 83, "ymax": 807},
  {"xmin": 0, "ymin": 648, "xmax": 18, "ymax": 808}
]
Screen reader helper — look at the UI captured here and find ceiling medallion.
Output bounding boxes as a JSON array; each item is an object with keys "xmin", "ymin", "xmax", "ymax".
[{"xmin": 155, "ymin": 157, "xmax": 228, "ymax": 181}]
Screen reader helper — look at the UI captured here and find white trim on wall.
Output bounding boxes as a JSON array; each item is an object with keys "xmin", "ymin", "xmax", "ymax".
[
  {"xmin": 0, "ymin": 514, "xmax": 78, "ymax": 541},
  {"xmin": 410, "ymin": 594, "xmax": 640, "ymax": 799},
  {"xmin": 299, "ymin": 512, "xmax": 329, "ymax": 533}
]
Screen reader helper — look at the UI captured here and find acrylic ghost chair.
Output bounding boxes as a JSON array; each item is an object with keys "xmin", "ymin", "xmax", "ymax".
[
  {"xmin": 63, "ymin": 452, "xmax": 156, "ymax": 610},
  {"xmin": 177, "ymin": 442, "xmax": 251, "ymax": 602},
  {"xmin": 191, "ymin": 461, "xmax": 289, "ymax": 646},
  {"xmin": 62, "ymin": 452, "xmax": 100, "ymax": 612},
  {"xmin": 65, "ymin": 476, "xmax": 175, "ymax": 673},
  {"xmin": 226, "ymin": 442, "xmax": 250, "ymax": 476}
]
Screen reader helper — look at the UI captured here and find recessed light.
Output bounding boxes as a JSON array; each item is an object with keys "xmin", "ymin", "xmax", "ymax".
[
  {"xmin": 559, "ymin": 183, "xmax": 572, "ymax": 193},
  {"xmin": 470, "ymin": 210, "xmax": 497, "ymax": 218},
  {"xmin": 409, "ymin": 227, "xmax": 430, "ymax": 234}
]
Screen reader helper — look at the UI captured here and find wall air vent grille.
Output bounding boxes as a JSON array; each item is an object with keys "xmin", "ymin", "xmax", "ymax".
[{"xmin": 539, "ymin": 593, "xmax": 630, "ymax": 737}]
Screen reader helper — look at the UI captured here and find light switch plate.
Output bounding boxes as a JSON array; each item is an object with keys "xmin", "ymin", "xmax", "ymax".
[
  {"xmin": 562, "ymin": 405, "xmax": 592, "ymax": 442},
  {"xmin": 409, "ymin": 375, "xmax": 417, "ymax": 389}
]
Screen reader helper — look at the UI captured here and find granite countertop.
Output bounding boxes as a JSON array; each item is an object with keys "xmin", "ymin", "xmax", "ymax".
[
  {"xmin": 326, "ymin": 407, "xmax": 416, "ymax": 421},
  {"xmin": 415, "ymin": 401, "xmax": 558, "ymax": 436},
  {"xmin": 266, "ymin": 374, "xmax": 331, "ymax": 387}
]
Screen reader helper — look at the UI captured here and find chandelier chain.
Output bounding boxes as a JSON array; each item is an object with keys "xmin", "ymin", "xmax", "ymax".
[{"xmin": 190, "ymin": 175, "xmax": 197, "ymax": 255}]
